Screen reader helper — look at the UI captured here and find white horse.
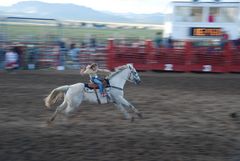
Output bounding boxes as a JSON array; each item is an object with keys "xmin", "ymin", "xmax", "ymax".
[{"xmin": 44, "ymin": 64, "xmax": 143, "ymax": 122}]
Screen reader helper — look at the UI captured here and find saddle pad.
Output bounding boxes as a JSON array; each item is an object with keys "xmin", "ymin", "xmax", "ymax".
[
  {"xmin": 84, "ymin": 79, "xmax": 110, "ymax": 91},
  {"xmin": 84, "ymin": 86, "xmax": 110, "ymax": 93}
]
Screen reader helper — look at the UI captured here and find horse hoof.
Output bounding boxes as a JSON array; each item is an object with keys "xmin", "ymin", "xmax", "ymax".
[
  {"xmin": 230, "ymin": 112, "xmax": 237, "ymax": 118},
  {"xmin": 137, "ymin": 113, "xmax": 143, "ymax": 119},
  {"xmin": 46, "ymin": 119, "xmax": 54, "ymax": 125},
  {"xmin": 131, "ymin": 117, "xmax": 135, "ymax": 122},
  {"xmin": 46, "ymin": 120, "xmax": 51, "ymax": 124}
]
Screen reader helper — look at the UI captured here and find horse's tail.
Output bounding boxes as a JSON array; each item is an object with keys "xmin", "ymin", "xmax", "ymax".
[{"xmin": 44, "ymin": 85, "xmax": 70, "ymax": 109}]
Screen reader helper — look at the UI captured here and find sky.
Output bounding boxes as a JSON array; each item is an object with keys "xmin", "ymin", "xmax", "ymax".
[{"xmin": 0, "ymin": 0, "xmax": 239, "ymax": 14}]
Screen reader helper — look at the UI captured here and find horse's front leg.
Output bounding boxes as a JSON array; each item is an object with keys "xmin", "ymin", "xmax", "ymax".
[
  {"xmin": 114, "ymin": 102, "xmax": 134, "ymax": 122},
  {"xmin": 119, "ymin": 97, "xmax": 143, "ymax": 119}
]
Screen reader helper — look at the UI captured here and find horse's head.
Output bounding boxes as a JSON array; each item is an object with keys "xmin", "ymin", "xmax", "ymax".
[{"xmin": 127, "ymin": 64, "xmax": 141, "ymax": 85}]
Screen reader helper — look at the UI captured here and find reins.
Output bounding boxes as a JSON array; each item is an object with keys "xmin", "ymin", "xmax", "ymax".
[{"xmin": 108, "ymin": 66, "xmax": 130, "ymax": 91}]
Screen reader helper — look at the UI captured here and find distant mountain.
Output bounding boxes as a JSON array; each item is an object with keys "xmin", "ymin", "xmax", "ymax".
[
  {"xmin": 115, "ymin": 12, "xmax": 165, "ymax": 24},
  {"xmin": 0, "ymin": 1, "xmax": 165, "ymax": 24}
]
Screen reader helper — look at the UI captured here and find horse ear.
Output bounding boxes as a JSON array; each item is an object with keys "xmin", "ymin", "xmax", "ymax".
[{"xmin": 127, "ymin": 63, "xmax": 133, "ymax": 68}]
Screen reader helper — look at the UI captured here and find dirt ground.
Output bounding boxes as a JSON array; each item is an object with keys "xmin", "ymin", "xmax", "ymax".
[{"xmin": 0, "ymin": 70, "xmax": 240, "ymax": 161}]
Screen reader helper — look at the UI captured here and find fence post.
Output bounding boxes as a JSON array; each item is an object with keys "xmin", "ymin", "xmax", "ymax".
[
  {"xmin": 107, "ymin": 38, "xmax": 115, "ymax": 70},
  {"xmin": 185, "ymin": 41, "xmax": 192, "ymax": 72},
  {"xmin": 224, "ymin": 42, "xmax": 232, "ymax": 73},
  {"xmin": 145, "ymin": 39, "xmax": 154, "ymax": 70}
]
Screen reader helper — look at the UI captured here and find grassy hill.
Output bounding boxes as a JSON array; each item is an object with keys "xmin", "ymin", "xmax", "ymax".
[{"xmin": 1, "ymin": 24, "xmax": 162, "ymax": 43}]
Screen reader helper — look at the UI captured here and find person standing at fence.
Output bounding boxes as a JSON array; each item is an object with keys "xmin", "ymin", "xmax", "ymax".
[
  {"xmin": 58, "ymin": 40, "xmax": 67, "ymax": 68},
  {"xmin": 0, "ymin": 45, "xmax": 5, "ymax": 70},
  {"xmin": 5, "ymin": 47, "xmax": 19, "ymax": 71},
  {"xmin": 68, "ymin": 43, "xmax": 80, "ymax": 69},
  {"xmin": 68, "ymin": 43, "xmax": 79, "ymax": 60},
  {"xmin": 80, "ymin": 63, "xmax": 111, "ymax": 97},
  {"xmin": 90, "ymin": 35, "xmax": 97, "ymax": 49},
  {"xmin": 166, "ymin": 35, "xmax": 173, "ymax": 48},
  {"xmin": 154, "ymin": 32, "xmax": 163, "ymax": 48},
  {"xmin": 220, "ymin": 30, "xmax": 229, "ymax": 50},
  {"xmin": 27, "ymin": 44, "xmax": 39, "ymax": 70}
]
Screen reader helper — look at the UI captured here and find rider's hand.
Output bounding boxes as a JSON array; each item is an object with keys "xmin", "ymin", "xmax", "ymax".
[{"xmin": 80, "ymin": 66, "xmax": 86, "ymax": 75}]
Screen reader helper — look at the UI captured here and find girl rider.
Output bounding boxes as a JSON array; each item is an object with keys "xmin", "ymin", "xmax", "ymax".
[{"xmin": 80, "ymin": 63, "xmax": 111, "ymax": 97}]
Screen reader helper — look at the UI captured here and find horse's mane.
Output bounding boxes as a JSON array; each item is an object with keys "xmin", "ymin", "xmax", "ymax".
[{"xmin": 108, "ymin": 64, "xmax": 128, "ymax": 79}]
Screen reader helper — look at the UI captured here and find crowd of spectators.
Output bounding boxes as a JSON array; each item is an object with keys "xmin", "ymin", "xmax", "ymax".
[
  {"xmin": 0, "ymin": 35, "xmax": 106, "ymax": 71},
  {"xmin": 0, "ymin": 31, "xmax": 240, "ymax": 71}
]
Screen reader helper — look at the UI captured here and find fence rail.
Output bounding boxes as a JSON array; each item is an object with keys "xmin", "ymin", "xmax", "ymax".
[{"xmin": 1, "ymin": 39, "xmax": 240, "ymax": 73}]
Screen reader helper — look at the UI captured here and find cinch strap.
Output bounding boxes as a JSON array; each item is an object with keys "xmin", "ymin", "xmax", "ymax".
[{"xmin": 110, "ymin": 86, "xmax": 123, "ymax": 91}]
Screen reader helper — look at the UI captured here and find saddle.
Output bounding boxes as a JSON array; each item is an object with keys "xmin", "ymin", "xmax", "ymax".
[
  {"xmin": 84, "ymin": 79, "xmax": 112, "ymax": 104},
  {"xmin": 84, "ymin": 79, "xmax": 110, "ymax": 90}
]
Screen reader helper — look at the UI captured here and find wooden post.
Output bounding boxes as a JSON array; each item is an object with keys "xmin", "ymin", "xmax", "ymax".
[
  {"xmin": 184, "ymin": 41, "xmax": 192, "ymax": 72},
  {"xmin": 224, "ymin": 42, "xmax": 232, "ymax": 73},
  {"xmin": 145, "ymin": 39, "xmax": 154, "ymax": 70},
  {"xmin": 107, "ymin": 39, "xmax": 115, "ymax": 70}
]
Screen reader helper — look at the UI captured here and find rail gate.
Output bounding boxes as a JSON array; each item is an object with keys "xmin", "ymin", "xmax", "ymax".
[
  {"xmin": 107, "ymin": 39, "xmax": 190, "ymax": 72},
  {"xmin": 148, "ymin": 41, "xmax": 187, "ymax": 72},
  {"xmin": 189, "ymin": 46, "xmax": 226, "ymax": 73},
  {"xmin": 107, "ymin": 39, "xmax": 149, "ymax": 71},
  {"xmin": 107, "ymin": 39, "xmax": 238, "ymax": 73},
  {"xmin": 228, "ymin": 45, "xmax": 240, "ymax": 73}
]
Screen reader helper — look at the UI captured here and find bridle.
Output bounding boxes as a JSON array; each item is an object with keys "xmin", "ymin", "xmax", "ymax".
[{"xmin": 110, "ymin": 66, "xmax": 137, "ymax": 91}]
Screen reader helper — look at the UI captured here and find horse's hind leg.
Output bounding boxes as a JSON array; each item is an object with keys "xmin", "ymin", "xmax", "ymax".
[
  {"xmin": 64, "ymin": 95, "xmax": 83, "ymax": 117},
  {"xmin": 48, "ymin": 100, "xmax": 67, "ymax": 123}
]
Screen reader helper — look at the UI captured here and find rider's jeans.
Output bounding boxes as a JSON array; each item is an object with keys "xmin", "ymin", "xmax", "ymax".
[{"xmin": 91, "ymin": 77, "xmax": 104, "ymax": 94}]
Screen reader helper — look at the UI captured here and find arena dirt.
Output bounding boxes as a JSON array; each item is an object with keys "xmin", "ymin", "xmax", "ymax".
[{"xmin": 0, "ymin": 70, "xmax": 240, "ymax": 161}]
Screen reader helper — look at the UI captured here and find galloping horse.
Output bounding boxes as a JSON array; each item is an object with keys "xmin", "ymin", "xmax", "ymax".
[{"xmin": 44, "ymin": 64, "xmax": 143, "ymax": 122}]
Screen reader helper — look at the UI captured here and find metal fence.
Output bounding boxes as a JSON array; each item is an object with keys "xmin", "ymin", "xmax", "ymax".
[{"xmin": 108, "ymin": 40, "xmax": 240, "ymax": 73}]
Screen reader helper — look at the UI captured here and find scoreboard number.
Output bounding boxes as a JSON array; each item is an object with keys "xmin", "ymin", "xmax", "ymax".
[
  {"xmin": 202, "ymin": 65, "xmax": 212, "ymax": 72},
  {"xmin": 164, "ymin": 64, "xmax": 173, "ymax": 71}
]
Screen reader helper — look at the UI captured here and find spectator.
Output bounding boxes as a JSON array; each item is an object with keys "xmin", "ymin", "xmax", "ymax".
[
  {"xmin": 58, "ymin": 40, "xmax": 67, "ymax": 68},
  {"xmin": 89, "ymin": 35, "xmax": 97, "ymax": 53},
  {"xmin": 27, "ymin": 45, "xmax": 38, "ymax": 70},
  {"xmin": 12, "ymin": 45, "xmax": 23, "ymax": 68},
  {"xmin": 68, "ymin": 43, "xmax": 80, "ymax": 60},
  {"xmin": 220, "ymin": 30, "xmax": 229, "ymax": 49},
  {"xmin": 68, "ymin": 43, "xmax": 80, "ymax": 69},
  {"xmin": 154, "ymin": 32, "xmax": 162, "ymax": 48},
  {"xmin": 208, "ymin": 10, "xmax": 216, "ymax": 22},
  {"xmin": 234, "ymin": 37, "xmax": 240, "ymax": 49},
  {"xmin": 0, "ymin": 45, "xmax": 5, "ymax": 69},
  {"xmin": 166, "ymin": 35, "xmax": 173, "ymax": 48},
  {"xmin": 90, "ymin": 35, "xmax": 97, "ymax": 48},
  {"xmin": 5, "ymin": 47, "xmax": 19, "ymax": 71},
  {"xmin": 81, "ymin": 41, "xmax": 86, "ymax": 48},
  {"xmin": 208, "ymin": 14, "xmax": 214, "ymax": 22}
]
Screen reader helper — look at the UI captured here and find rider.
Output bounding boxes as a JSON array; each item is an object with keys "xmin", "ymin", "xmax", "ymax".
[{"xmin": 80, "ymin": 63, "xmax": 111, "ymax": 97}]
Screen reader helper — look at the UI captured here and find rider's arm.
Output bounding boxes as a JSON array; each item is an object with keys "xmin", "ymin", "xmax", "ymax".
[
  {"xmin": 80, "ymin": 68, "xmax": 85, "ymax": 75},
  {"xmin": 83, "ymin": 65, "xmax": 92, "ymax": 74},
  {"xmin": 98, "ymin": 68, "xmax": 111, "ymax": 74},
  {"xmin": 80, "ymin": 65, "xmax": 91, "ymax": 75}
]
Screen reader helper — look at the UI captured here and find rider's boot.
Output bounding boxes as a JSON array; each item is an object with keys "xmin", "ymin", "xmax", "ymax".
[{"xmin": 101, "ymin": 93, "xmax": 107, "ymax": 97}]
